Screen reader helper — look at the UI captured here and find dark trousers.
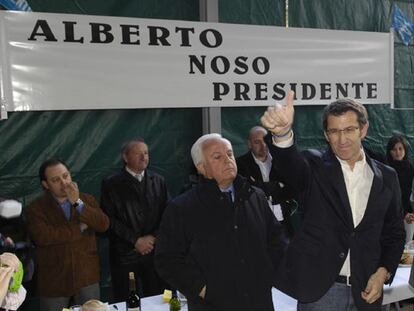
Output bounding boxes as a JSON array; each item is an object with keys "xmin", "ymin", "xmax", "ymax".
[{"xmin": 110, "ymin": 256, "xmax": 166, "ymax": 302}]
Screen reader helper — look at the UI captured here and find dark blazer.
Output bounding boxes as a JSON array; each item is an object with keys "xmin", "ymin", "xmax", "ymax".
[
  {"xmin": 155, "ymin": 176, "xmax": 287, "ymax": 311},
  {"xmin": 101, "ymin": 168, "xmax": 169, "ymax": 265},
  {"xmin": 266, "ymin": 138, "xmax": 405, "ymax": 311},
  {"xmin": 26, "ymin": 192, "xmax": 109, "ymax": 297},
  {"xmin": 236, "ymin": 151, "xmax": 296, "ymax": 235}
]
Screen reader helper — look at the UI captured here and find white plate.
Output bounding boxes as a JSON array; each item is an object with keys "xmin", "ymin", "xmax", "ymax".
[{"xmin": 399, "ymin": 263, "xmax": 412, "ymax": 267}]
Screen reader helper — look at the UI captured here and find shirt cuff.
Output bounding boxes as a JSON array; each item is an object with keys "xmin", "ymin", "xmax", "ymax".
[
  {"xmin": 76, "ymin": 202, "xmax": 85, "ymax": 214},
  {"xmin": 272, "ymin": 132, "xmax": 294, "ymax": 148}
]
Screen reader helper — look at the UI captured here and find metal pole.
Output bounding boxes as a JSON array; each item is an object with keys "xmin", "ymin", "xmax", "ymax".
[
  {"xmin": 199, "ymin": 0, "xmax": 221, "ymax": 134},
  {"xmin": 285, "ymin": 0, "xmax": 289, "ymax": 28}
]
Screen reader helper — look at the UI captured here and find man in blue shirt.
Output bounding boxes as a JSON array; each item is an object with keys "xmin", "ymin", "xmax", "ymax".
[{"xmin": 27, "ymin": 159, "xmax": 109, "ymax": 311}]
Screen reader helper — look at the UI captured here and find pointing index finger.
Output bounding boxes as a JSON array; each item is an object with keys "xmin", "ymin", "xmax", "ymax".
[{"xmin": 286, "ymin": 90, "xmax": 295, "ymax": 109}]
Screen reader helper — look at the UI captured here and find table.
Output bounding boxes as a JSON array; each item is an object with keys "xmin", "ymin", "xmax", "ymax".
[
  {"xmin": 383, "ymin": 265, "xmax": 414, "ymax": 305},
  {"xmin": 141, "ymin": 267, "xmax": 414, "ymax": 311},
  {"xmin": 141, "ymin": 288, "xmax": 296, "ymax": 311},
  {"xmin": 72, "ymin": 302, "xmax": 126, "ymax": 311}
]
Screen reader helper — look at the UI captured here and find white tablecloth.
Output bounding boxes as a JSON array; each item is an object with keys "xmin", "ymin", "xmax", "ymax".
[
  {"xmin": 383, "ymin": 265, "xmax": 414, "ymax": 305},
  {"xmin": 141, "ymin": 288, "xmax": 296, "ymax": 311},
  {"xmin": 141, "ymin": 267, "xmax": 414, "ymax": 311},
  {"xmin": 72, "ymin": 302, "xmax": 126, "ymax": 311}
]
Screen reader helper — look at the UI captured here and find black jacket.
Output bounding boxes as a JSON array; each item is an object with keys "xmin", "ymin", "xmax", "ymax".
[
  {"xmin": 155, "ymin": 176, "xmax": 287, "ymax": 311},
  {"xmin": 388, "ymin": 159, "xmax": 414, "ymax": 214},
  {"xmin": 266, "ymin": 137, "xmax": 405, "ymax": 311},
  {"xmin": 236, "ymin": 151, "xmax": 297, "ymax": 236},
  {"xmin": 101, "ymin": 168, "xmax": 169, "ymax": 264},
  {"xmin": 236, "ymin": 152, "xmax": 295, "ymax": 202}
]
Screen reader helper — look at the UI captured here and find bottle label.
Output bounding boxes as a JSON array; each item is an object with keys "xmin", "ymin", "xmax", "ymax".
[{"xmin": 128, "ymin": 308, "xmax": 140, "ymax": 311}]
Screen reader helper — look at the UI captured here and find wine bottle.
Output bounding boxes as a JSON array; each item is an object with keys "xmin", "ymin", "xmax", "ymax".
[
  {"xmin": 127, "ymin": 272, "xmax": 141, "ymax": 311},
  {"xmin": 169, "ymin": 289, "xmax": 181, "ymax": 311}
]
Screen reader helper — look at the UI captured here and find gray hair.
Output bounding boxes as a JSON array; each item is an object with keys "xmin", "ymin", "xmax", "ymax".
[
  {"xmin": 191, "ymin": 133, "xmax": 232, "ymax": 167},
  {"xmin": 121, "ymin": 137, "xmax": 146, "ymax": 156}
]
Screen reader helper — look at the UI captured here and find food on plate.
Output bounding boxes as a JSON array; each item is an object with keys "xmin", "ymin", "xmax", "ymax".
[{"xmin": 401, "ymin": 251, "xmax": 413, "ymax": 265}]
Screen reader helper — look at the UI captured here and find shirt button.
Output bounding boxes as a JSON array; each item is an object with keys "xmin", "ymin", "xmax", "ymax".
[
  {"xmin": 339, "ymin": 252, "xmax": 345, "ymax": 259},
  {"xmin": 240, "ymin": 259, "xmax": 245, "ymax": 264},
  {"xmin": 234, "ymin": 225, "xmax": 238, "ymax": 229}
]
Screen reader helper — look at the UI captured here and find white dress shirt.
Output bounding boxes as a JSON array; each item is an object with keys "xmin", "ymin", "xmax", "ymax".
[
  {"xmin": 337, "ymin": 152, "xmax": 373, "ymax": 277},
  {"xmin": 252, "ymin": 152, "xmax": 273, "ymax": 182},
  {"xmin": 125, "ymin": 166, "xmax": 145, "ymax": 181}
]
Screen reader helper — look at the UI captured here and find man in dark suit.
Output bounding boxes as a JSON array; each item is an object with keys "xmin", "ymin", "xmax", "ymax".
[
  {"xmin": 100, "ymin": 138, "xmax": 169, "ymax": 300},
  {"xmin": 236, "ymin": 126, "xmax": 297, "ymax": 237},
  {"xmin": 260, "ymin": 91, "xmax": 405, "ymax": 311}
]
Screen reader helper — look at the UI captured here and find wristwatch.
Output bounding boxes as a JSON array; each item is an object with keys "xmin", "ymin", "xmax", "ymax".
[{"xmin": 72, "ymin": 198, "xmax": 84, "ymax": 208}]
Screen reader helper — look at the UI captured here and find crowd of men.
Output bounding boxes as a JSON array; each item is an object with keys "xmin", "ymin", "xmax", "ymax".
[{"xmin": 7, "ymin": 95, "xmax": 408, "ymax": 311}]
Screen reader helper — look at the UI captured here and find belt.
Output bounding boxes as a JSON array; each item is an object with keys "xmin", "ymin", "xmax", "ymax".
[{"xmin": 336, "ymin": 275, "xmax": 352, "ymax": 286}]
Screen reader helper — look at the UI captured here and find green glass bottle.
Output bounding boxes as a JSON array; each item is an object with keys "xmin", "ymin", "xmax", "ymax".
[{"xmin": 169, "ymin": 289, "xmax": 181, "ymax": 311}]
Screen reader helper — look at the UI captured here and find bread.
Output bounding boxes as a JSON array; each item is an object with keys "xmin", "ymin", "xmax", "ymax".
[
  {"xmin": 81, "ymin": 299, "xmax": 108, "ymax": 311},
  {"xmin": 401, "ymin": 252, "xmax": 413, "ymax": 265}
]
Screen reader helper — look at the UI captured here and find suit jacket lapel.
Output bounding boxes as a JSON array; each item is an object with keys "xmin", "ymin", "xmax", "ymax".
[
  {"xmin": 320, "ymin": 149, "xmax": 354, "ymax": 228},
  {"xmin": 247, "ymin": 152, "xmax": 264, "ymax": 182},
  {"xmin": 356, "ymin": 155, "xmax": 383, "ymax": 229},
  {"xmin": 45, "ymin": 192, "xmax": 70, "ymax": 222}
]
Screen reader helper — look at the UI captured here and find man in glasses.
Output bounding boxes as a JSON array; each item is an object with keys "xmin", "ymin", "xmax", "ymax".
[{"xmin": 260, "ymin": 92, "xmax": 405, "ymax": 311}]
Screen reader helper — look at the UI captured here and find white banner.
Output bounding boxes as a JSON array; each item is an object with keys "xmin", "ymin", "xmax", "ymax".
[{"xmin": 0, "ymin": 11, "xmax": 393, "ymax": 113}]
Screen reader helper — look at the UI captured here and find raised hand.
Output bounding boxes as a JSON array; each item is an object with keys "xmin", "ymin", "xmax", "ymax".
[
  {"xmin": 64, "ymin": 181, "xmax": 80, "ymax": 204},
  {"xmin": 260, "ymin": 90, "xmax": 295, "ymax": 136}
]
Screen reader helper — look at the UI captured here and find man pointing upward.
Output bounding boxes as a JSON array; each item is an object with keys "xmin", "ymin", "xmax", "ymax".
[{"xmin": 261, "ymin": 91, "xmax": 404, "ymax": 311}]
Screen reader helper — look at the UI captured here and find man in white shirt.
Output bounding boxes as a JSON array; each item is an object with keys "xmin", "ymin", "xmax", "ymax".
[
  {"xmin": 260, "ymin": 91, "xmax": 405, "ymax": 311},
  {"xmin": 236, "ymin": 126, "xmax": 297, "ymax": 237}
]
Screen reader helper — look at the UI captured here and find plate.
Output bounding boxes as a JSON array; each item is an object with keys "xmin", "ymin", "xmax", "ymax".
[{"xmin": 399, "ymin": 263, "xmax": 412, "ymax": 267}]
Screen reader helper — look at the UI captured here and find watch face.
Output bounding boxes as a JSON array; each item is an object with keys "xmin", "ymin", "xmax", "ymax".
[{"xmin": 73, "ymin": 199, "xmax": 82, "ymax": 207}]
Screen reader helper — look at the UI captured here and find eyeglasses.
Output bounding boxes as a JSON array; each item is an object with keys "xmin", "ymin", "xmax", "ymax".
[{"xmin": 325, "ymin": 126, "xmax": 360, "ymax": 138}]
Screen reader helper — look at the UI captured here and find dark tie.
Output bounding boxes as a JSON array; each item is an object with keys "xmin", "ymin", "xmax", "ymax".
[{"xmin": 226, "ymin": 191, "xmax": 233, "ymax": 203}]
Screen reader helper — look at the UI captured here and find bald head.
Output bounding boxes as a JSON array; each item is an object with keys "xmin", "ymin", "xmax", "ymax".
[
  {"xmin": 247, "ymin": 126, "xmax": 269, "ymax": 162},
  {"xmin": 248, "ymin": 126, "xmax": 267, "ymax": 140}
]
